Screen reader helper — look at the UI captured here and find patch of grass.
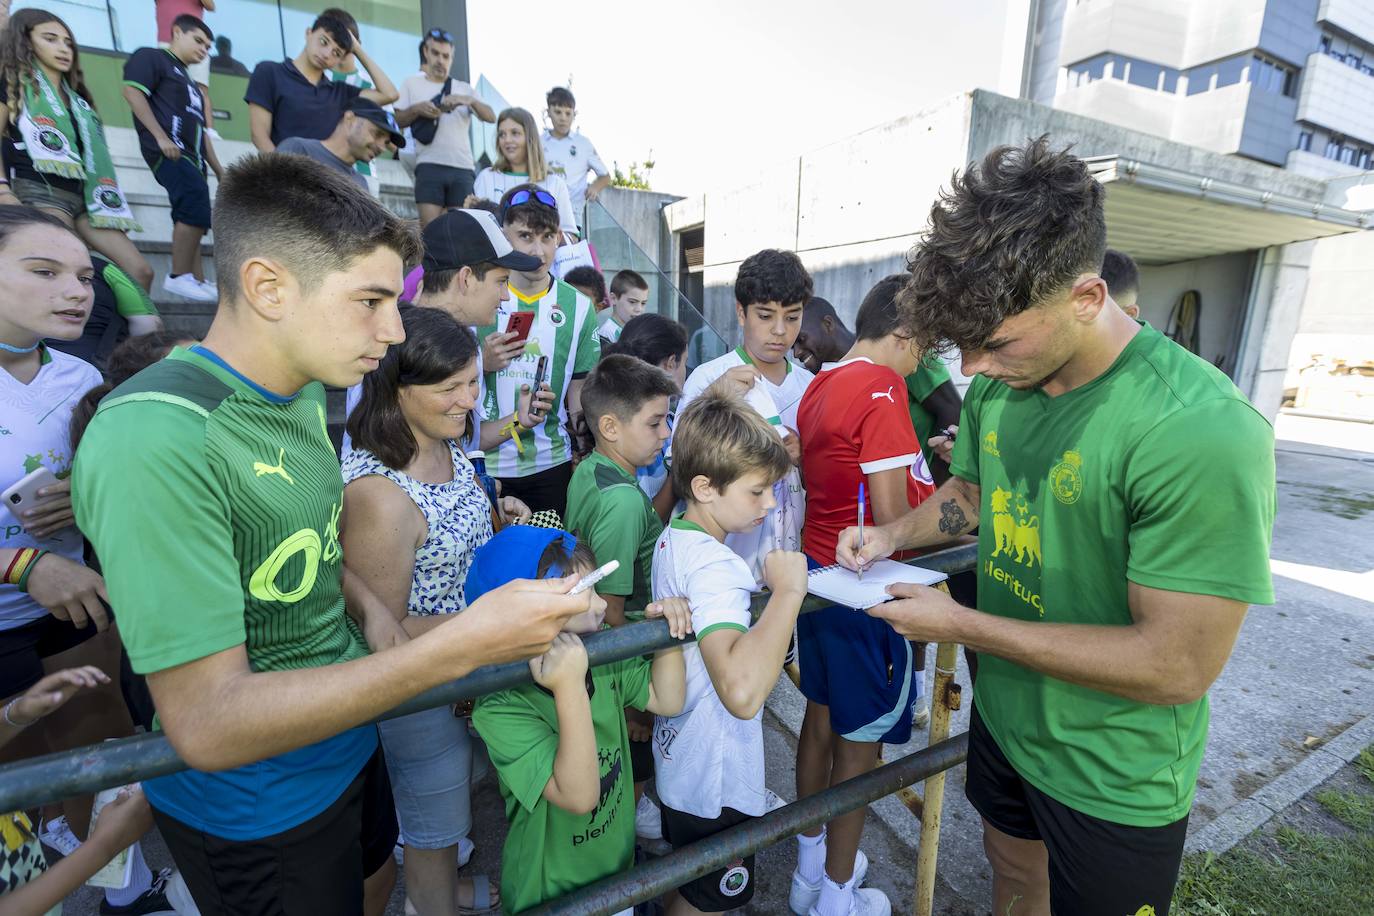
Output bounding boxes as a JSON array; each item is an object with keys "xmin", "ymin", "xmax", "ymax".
[
  {"xmin": 1172, "ymin": 827, "xmax": 1374, "ymax": 916},
  {"xmin": 1355, "ymin": 745, "xmax": 1374, "ymax": 785},
  {"xmin": 1315, "ymin": 788, "xmax": 1374, "ymax": 830}
]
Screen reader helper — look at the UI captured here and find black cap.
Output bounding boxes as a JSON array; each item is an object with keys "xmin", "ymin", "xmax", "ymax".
[
  {"xmin": 421, "ymin": 209, "xmax": 542, "ymax": 273},
  {"xmin": 346, "ymin": 97, "xmax": 405, "ymax": 148}
]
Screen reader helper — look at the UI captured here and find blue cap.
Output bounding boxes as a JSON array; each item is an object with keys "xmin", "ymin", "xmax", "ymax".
[{"xmin": 464, "ymin": 526, "xmax": 578, "ymax": 605}]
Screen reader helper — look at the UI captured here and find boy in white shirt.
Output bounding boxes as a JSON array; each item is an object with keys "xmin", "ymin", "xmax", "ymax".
[
  {"xmin": 652, "ymin": 389, "xmax": 808, "ymax": 915},
  {"xmin": 673, "ymin": 249, "xmax": 815, "ymax": 583},
  {"xmin": 541, "ymin": 87, "xmax": 610, "ymax": 229},
  {"xmin": 598, "ymin": 269, "xmax": 649, "ymax": 344}
]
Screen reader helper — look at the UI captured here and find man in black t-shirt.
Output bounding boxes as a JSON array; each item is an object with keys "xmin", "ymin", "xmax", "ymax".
[
  {"xmin": 244, "ymin": 13, "xmax": 398, "ymax": 152},
  {"xmin": 123, "ymin": 14, "xmax": 223, "ymax": 304}
]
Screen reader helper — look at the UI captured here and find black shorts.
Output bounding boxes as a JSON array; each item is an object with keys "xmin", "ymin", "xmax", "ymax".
[
  {"xmin": 149, "ymin": 153, "xmax": 212, "ymax": 229},
  {"xmin": 413, "ymin": 163, "xmax": 476, "ymax": 208},
  {"xmin": 0, "ymin": 615, "xmax": 99, "ymax": 698},
  {"xmin": 965, "ymin": 705, "xmax": 1188, "ymax": 916},
  {"xmin": 153, "ymin": 746, "xmax": 399, "ymax": 916},
  {"xmin": 661, "ymin": 803, "xmax": 756, "ymax": 910},
  {"xmin": 628, "ymin": 724, "xmax": 654, "ymax": 783},
  {"xmin": 497, "ymin": 461, "xmax": 574, "ymax": 519}
]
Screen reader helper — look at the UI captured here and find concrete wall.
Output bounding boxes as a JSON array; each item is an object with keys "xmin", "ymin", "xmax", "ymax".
[
  {"xmin": 1285, "ymin": 230, "xmax": 1374, "ymax": 391},
  {"xmin": 1059, "ymin": 0, "xmax": 1193, "ymax": 68},
  {"xmin": 1183, "ymin": 0, "xmax": 1268, "ymax": 65},
  {"xmin": 1258, "ymin": 0, "xmax": 1322, "ymax": 67},
  {"xmin": 1319, "ymin": 0, "xmax": 1374, "ymax": 46},
  {"xmin": 1025, "ymin": 0, "xmax": 1070, "ymax": 104},
  {"xmin": 1297, "ymin": 51, "xmax": 1374, "ymax": 146},
  {"xmin": 1136, "ymin": 251, "xmax": 1258, "ymax": 373},
  {"xmin": 1238, "ymin": 85, "xmax": 1301, "ymax": 165}
]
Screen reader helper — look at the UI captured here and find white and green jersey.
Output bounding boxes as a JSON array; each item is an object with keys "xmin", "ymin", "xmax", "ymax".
[
  {"xmin": 672, "ymin": 347, "xmax": 813, "ymax": 584},
  {"xmin": 651, "ymin": 518, "xmax": 766, "ymax": 819},
  {"xmin": 476, "ymin": 279, "xmax": 600, "ymax": 478},
  {"xmin": 598, "ymin": 313, "xmax": 623, "ymax": 343}
]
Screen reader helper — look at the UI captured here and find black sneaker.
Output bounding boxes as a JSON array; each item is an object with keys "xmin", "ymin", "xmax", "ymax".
[{"xmin": 99, "ymin": 867, "xmax": 178, "ymax": 915}]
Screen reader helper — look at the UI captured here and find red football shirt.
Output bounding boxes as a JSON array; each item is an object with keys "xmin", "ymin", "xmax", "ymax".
[{"xmin": 797, "ymin": 358, "xmax": 937, "ymax": 564}]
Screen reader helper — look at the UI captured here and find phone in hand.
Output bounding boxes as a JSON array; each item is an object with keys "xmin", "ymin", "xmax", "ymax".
[
  {"xmin": 505, "ymin": 311, "xmax": 535, "ymax": 346},
  {"xmin": 534, "ymin": 355, "xmax": 549, "ymax": 388},
  {"xmin": 2, "ymin": 466, "xmax": 62, "ymax": 516}
]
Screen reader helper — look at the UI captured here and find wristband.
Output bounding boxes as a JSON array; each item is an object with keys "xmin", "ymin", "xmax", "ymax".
[
  {"xmin": 3, "ymin": 548, "xmax": 48, "ymax": 591},
  {"xmin": 503, "ymin": 419, "xmax": 525, "ymax": 454},
  {"xmin": 3, "ymin": 697, "xmax": 35, "ymax": 728}
]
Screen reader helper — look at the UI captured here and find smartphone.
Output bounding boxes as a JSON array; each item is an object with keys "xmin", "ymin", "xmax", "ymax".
[
  {"xmin": 505, "ymin": 311, "xmax": 535, "ymax": 346},
  {"xmin": 534, "ymin": 355, "xmax": 549, "ymax": 388},
  {"xmin": 2, "ymin": 466, "xmax": 61, "ymax": 515}
]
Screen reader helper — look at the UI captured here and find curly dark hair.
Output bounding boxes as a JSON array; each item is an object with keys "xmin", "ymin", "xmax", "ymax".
[
  {"xmin": 900, "ymin": 136, "xmax": 1105, "ymax": 354},
  {"xmin": 734, "ymin": 249, "xmax": 813, "ymax": 310},
  {"xmin": 1, "ymin": 10, "xmax": 97, "ymax": 127}
]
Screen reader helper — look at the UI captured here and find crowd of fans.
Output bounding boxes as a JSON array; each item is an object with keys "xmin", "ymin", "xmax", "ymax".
[{"xmin": 0, "ymin": 4, "xmax": 1275, "ymax": 916}]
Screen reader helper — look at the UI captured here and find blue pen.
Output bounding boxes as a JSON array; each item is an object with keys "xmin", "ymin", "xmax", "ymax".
[{"xmin": 857, "ymin": 482, "xmax": 866, "ymax": 582}]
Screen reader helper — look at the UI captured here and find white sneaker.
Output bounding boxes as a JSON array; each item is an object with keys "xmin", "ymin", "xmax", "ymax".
[
  {"xmin": 163, "ymin": 869, "xmax": 201, "ymax": 915},
  {"xmin": 196, "ymin": 278, "xmax": 218, "ymax": 300},
  {"xmin": 913, "ymin": 700, "xmax": 930, "ymax": 729},
  {"xmin": 163, "ymin": 273, "xmax": 216, "ymax": 302},
  {"xmin": 38, "ymin": 815, "xmax": 82, "ymax": 856},
  {"xmin": 790, "ymin": 849, "xmax": 869, "ymax": 915},
  {"xmin": 808, "ymin": 886, "xmax": 890, "ymax": 916},
  {"xmin": 634, "ymin": 794, "xmax": 663, "ymax": 840}
]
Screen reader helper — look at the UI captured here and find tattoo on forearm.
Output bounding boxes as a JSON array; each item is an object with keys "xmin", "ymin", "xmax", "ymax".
[{"xmin": 938, "ymin": 498, "xmax": 968, "ymax": 536}]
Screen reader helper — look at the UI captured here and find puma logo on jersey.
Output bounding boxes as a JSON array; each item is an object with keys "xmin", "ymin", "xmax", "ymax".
[
  {"xmin": 871, "ymin": 386, "xmax": 895, "ymax": 403},
  {"xmin": 253, "ymin": 448, "xmax": 294, "ymax": 484}
]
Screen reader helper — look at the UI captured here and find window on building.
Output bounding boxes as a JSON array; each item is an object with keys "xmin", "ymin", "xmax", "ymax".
[
  {"xmin": 1320, "ymin": 35, "xmax": 1332, "ymax": 53},
  {"xmin": 1186, "ymin": 64, "xmax": 1215, "ymax": 95},
  {"xmin": 1128, "ymin": 60, "xmax": 1164, "ymax": 90},
  {"xmin": 1162, "ymin": 70, "xmax": 1180, "ymax": 93},
  {"xmin": 1297, "ymin": 131, "xmax": 1313, "ymax": 152},
  {"xmin": 1215, "ymin": 56, "xmax": 1247, "ymax": 89},
  {"xmin": 1358, "ymin": 149, "xmax": 1372, "ymax": 170},
  {"xmin": 1325, "ymin": 136, "xmax": 1343, "ymax": 160}
]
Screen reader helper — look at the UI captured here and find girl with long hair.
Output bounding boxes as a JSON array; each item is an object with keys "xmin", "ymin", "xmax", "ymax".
[
  {"xmin": 470, "ymin": 107, "xmax": 578, "ymax": 234},
  {"xmin": 0, "ymin": 10, "xmax": 154, "ymax": 291}
]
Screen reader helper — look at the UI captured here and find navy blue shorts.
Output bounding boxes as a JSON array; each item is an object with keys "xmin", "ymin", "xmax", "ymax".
[
  {"xmin": 150, "ymin": 154, "xmax": 212, "ymax": 229},
  {"xmin": 797, "ymin": 558, "xmax": 921, "ymax": 744},
  {"xmin": 413, "ymin": 164, "xmax": 476, "ymax": 208}
]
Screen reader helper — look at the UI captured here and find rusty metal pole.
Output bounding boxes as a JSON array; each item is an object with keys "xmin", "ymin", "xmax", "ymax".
[{"xmin": 914, "ymin": 634, "xmax": 961, "ymax": 916}]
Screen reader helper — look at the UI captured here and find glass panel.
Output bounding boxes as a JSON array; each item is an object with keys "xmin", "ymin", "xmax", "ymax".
[
  {"xmin": 11, "ymin": 0, "xmax": 115, "ymax": 51},
  {"xmin": 1215, "ymin": 56, "xmax": 1246, "ymax": 89},
  {"xmin": 106, "ymin": 0, "xmax": 155, "ymax": 53},
  {"xmin": 203, "ymin": 0, "xmax": 286, "ymax": 76},
  {"xmin": 1186, "ymin": 65, "xmax": 1215, "ymax": 95},
  {"xmin": 468, "ymin": 75, "xmax": 511, "ymax": 169},
  {"xmin": 1162, "ymin": 70, "xmax": 1179, "ymax": 93},
  {"xmin": 584, "ymin": 200, "xmax": 728, "ymax": 374},
  {"xmin": 1127, "ymin": 60, "xmax": 1162, "ymax": 90}
]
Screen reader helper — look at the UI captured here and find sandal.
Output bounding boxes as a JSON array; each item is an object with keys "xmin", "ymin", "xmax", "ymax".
[{"xmin": 457, "ymin": 874, "xmax": 499, "ymax": 915}]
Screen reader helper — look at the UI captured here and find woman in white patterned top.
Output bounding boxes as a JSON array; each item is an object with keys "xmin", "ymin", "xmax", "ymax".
[{"xmin": 341, "ymin": 306, "xmax": 528, "ymax": 916}]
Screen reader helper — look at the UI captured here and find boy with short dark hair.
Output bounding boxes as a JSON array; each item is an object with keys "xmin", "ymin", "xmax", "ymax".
[
  {"xmin": 474, "ymin": 184, "xmax": 601, "ymax": 517},
  {"xmin": 673, "ymin": 249, "xmax": 814, "ymax": 582},
  {"xmin": 1101, "ymin": 248, "xmax": 1141, "ymax": 318},
  {"xmin": 563, "ymin": 265, "xmax": 608, "ymax": 311},
  {"xmin": 123, "ymin": 14, "xmax": 224, "ymax": 303},
  {"xmin": 653, "ymin": 390, "xmax": 808, "ymax": 915},
  {"xmin": 790, "ymin": 276, "xmax": 942, "ymax": 916},
  {"xmin": 541, "ymin": 86, "xmax": 610, "ymax": 228},
  {"xmin": 72, "ymin": 154, "xmax": 593, "ymax": 914},
  {"xmin": 564, "ymin": 353, "xmax": 680, "ymax": 838},
  {"xmin": 470, "ymin": 527, "xmax": 686, "ymax": 915},
  {"xmin": 246, "ymin": 13, "xmax": 398, "ymax": 152},
  {"xmin": 599, "ymin": 269, "xmax": 649, "ymax": 343}
]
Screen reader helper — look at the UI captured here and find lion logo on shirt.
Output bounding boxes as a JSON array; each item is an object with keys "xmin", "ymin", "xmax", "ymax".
[
  {"xmin": 990, "ymin": 486, "xmax": 1015, "ymax": 557},
  {"xmin": 1012, "ymin": 495, "xmax": 1041, "ymax": 569}
]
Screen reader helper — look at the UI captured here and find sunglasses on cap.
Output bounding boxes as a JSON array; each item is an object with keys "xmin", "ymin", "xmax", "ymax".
[
  {"xmin": 426, "ymin": 28, "xmax": 454, "ymax": 42},
  {"xmin": 501, "ymin": 188, "xmax": 557, "ymax": 215}
]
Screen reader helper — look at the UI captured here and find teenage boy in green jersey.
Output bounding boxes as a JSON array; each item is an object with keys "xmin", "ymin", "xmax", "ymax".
[
  {"xmin": 476, "ymin": 183, "xmax": 601, "ymax": 517},
  {"xmin": 836, "ymin": 138, "xmax": 1275, "ymax": 916},
  {"xmin": 72, "ymin": 154, "xmax": 592, "ymax": 916}
]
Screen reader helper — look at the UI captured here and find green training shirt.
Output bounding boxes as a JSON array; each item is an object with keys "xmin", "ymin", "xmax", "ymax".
[
  {"xmin": 948, "ymin": 323, "xmax": 1275, "ymax": 827},
  {"xmin": 473, "ymin": 656, "xmax": 651, "ymax": 913},
  {"xmin": 564, "ymin": 451, "xmax": 663, "ymax": 620},
  {"xmin": 905, "ymin": 353, "xmax": 952, "ymax": 463}
]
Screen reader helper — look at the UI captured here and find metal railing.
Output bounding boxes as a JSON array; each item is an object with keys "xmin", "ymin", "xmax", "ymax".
[{"xmin": 0, "ymin": 541, "xmax": 979, "ymax": 914}]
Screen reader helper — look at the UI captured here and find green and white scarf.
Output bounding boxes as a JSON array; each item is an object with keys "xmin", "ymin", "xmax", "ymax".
[{"xmin": 16, "ymin": 69, "xmax": 140, "ymax": 231}]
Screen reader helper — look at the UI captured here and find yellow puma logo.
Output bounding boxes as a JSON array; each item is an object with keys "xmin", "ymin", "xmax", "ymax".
[
  {"xmin": 253, "ymin": 448, "xmax": 294, "ymax": 485},
  {"xmin": 1129, "ymin": 907, "xmax": 1157, "ymax": 916},
  {"xmin": 990, "ymin": 486, "xmax": 1015, "ymax": 557}
]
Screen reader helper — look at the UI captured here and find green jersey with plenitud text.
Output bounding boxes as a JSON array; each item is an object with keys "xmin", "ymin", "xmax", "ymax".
[{"xmin": 947, "ymin": 323, "xmax": 1275, "ymax": 827}]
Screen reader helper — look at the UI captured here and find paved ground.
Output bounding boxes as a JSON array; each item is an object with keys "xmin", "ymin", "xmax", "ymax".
[{"xmin": 58, "ymin": 416, "xmax": 1374, "ymax": 915}]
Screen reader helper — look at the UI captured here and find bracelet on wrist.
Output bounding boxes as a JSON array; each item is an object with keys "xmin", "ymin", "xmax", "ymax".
[
  {"xmin": 3, "ymin": 547, "xmax": 47, "ymax": 591},
  {"xmin": 3, "ymin": 697, "xmax": 36, "ymax": 729}
]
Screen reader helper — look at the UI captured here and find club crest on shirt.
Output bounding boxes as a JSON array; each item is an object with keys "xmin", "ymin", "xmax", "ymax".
[
  {"xmin": 549, "ymin": 308, "xmax": 567, "ymax": 328},
  {"xmin": 1049, "ymin": 449, "xmax": 1083, "ymax": 505}
]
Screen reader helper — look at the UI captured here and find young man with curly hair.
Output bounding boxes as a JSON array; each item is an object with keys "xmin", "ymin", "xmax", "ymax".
[{"xmin": 836, "ymin": 137, "xmax": 1275, "ymax": 916}]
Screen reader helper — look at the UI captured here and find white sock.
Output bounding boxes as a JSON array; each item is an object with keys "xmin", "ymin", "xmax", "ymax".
[
  {"xmin": 796, "ymin": 829, "xmax": 826, "ymax": 884},
  {"xmin": 103, "ymin": 839, "xmax": 153, "ymax": 906},
  {"xmin": 815, "ymin": 871, "xmax": 857, "ymax": 916}
]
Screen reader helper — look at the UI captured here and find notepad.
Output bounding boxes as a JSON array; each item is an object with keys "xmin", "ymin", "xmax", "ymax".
[{"xmin": 807, "ymin": 560, "xmax": 948, "ymax": 609}]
